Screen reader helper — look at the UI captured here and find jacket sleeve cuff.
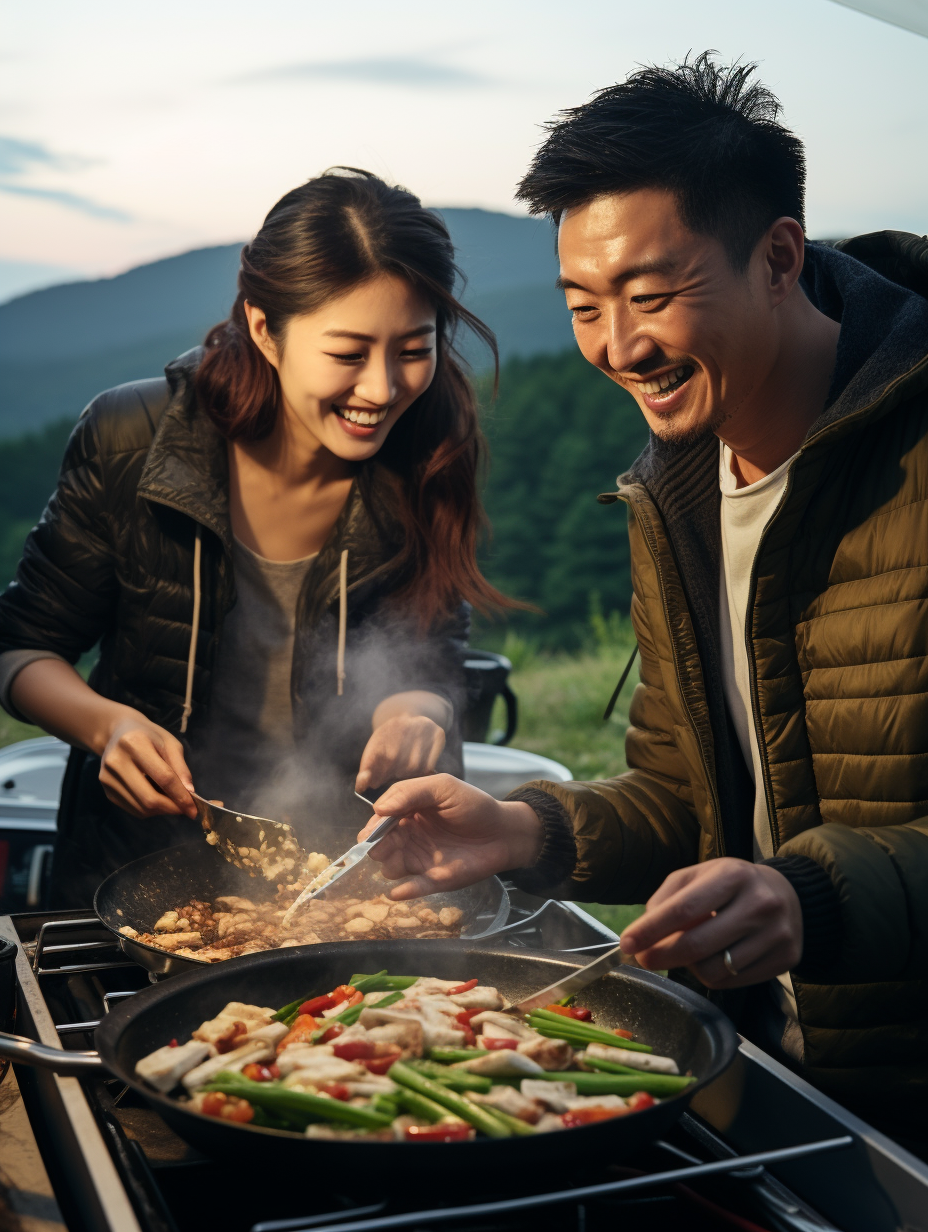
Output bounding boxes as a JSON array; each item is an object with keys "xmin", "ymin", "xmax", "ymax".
[
  {"xmin": 0, "ymin": 649, "xmax": 67, "ymax": 722},
  {"xmin": 501, "ymin": 785, "xmax": 578, "ymax": 896},
  {"xmin": 763, "ymin": 853, "xmax": 843, "ymax": 976}
]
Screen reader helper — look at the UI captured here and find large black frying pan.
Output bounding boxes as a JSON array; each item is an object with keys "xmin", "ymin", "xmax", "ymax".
[
  {"xmin": 94, "ymin": 841, "xmax": 511, "ymax": 976},
  {"xmin": 0, "ymin": 940, "xmax": 738, "ymax": 1184}
]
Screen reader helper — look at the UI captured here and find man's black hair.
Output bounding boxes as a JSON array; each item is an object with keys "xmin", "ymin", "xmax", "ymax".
[{"xmin": 517, "ymin": 52, "xmax": 806, "ymax": 270}]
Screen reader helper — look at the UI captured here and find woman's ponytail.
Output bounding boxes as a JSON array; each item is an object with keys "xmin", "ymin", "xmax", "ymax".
[{"xmin": 195, "ymin": 285, "xmax": 280, "ymax": 441}]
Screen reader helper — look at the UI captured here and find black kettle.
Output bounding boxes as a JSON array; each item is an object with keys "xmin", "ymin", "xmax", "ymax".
[{"xmin": 462, "ymin": 650, "xmax": 518, "ymax": 745}]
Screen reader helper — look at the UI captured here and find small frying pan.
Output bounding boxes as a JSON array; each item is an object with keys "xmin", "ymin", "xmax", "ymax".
[
  {"xmin": 94, "ymin": 841, "xmax": 511, "ymax": 977},
  {"xmin": 0, "ymin": 940, "xmax": 738, "ymax": 1184}
]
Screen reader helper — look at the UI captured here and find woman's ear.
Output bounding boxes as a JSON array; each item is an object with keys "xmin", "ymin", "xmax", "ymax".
[{"xmin": 243, "ymin": 300, "xmax": 280, "ymax": 369}]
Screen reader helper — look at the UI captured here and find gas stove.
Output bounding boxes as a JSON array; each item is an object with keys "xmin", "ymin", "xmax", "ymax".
[{"xmin": 2, "ymin": 892, "xmax": 927, "ymax": 1232}]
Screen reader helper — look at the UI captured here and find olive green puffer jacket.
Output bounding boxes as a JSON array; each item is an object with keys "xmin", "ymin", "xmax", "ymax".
[{"xmin": 510, "ymin": 233, "xmax": 928, "ymax": 1141}]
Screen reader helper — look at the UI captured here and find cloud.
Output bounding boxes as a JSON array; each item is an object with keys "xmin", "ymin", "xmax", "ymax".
[
  {"xmin": 0, "ymin": 134, "xmax": 131, "ymax": 222},
  {"xmin": 233, "ymin": 55, "xmax": 493, "ymax": 90}
]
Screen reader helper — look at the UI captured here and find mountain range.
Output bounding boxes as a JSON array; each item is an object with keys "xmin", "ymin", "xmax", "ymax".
[{"xmin": 0, "ymin": 208, "xmax": 574, "ymax": 438}]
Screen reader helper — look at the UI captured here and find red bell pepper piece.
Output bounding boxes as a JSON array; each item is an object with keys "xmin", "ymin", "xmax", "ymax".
[
  {"xmin": 318, "ymin": 1082, "xmax": 351, "ymax": 1101},
  {"xmin": 299, "ymin": 994, "xmax": 335, "ymax": 1017},
  {"xmin": 483, "ymin": 1037, "xmax": 518, "ymax": 1050},
  {"xmin": 333, "ymin": 1039, "xmax": 376, "ymax": 1061},
  {"xmin": 613, "ymin": 1028, "xmax": 634, "ymax": 1039},
  {"xmin": 626, "ymin": 1091, "xmax": 656, "ymax": 1112},
  {"xmin": 329, "ymin": 984, "xmax": 356, "ymax": 1006},
  {"xmin": 242, "ymin": 1062, "xmax": 280, "ymax": 1082},
  {"xmin": 346, "ymin": 990, "xmax": 364, "ymax": 1007},
  {"xmin": 447, "ymin": 978, "xmax": 479, "ymax": 995},
  {"xmin": 320, "ymin": 1022, "xmax": 346, "ymax": 1044},
  {"xmin": 561, "ymin": 1106, "xmax": 626, "ymax": 1128},
  {"xmin": 362, "ymin": 1051, "xmax": 401, "ymax": 1075},
  {"xmin": 169, "ymin": 1038, "xmax": 178, "ymax": 1047},
  {"xmin": 404, "ymin": 1122, "xmax": 474, "ymax": 1141},
  {"xmin": 544, "ymin": 1003, "xmax": 593, "ymax": 1022},
  {"xmin": 278, "ymin": 1014, "xmax": 318, "ymax": 1050}
]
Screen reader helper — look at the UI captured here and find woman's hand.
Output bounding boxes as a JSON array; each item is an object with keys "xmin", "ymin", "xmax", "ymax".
[
  {"xmin": 620, "ymin": 858, "xmax": 804, "ymax": 988},
  {"xmin": 99, "ymin": 713, "xmax": 198, "ymax": 819},
  {"xmin": 357, "ymin": 773, "xmax": 543, "ymax": 899},
  {"xmin": 355, "ymin": 691, "xmax": 453, "ymax": 793},
  {"xmin": 10, "ymin": 659, "xmax": 197, "ymax": 820}
]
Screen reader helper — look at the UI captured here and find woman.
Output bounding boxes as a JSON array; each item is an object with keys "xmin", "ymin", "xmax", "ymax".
[{"xmin": 0, "ymin": 168, "xmax": 509, "ymax": 907}]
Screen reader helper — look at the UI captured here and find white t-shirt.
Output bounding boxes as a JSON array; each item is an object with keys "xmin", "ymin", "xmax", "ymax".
[{"xmin": 718, "ymin": 441, "xmax": 800, "ymax": 1015}]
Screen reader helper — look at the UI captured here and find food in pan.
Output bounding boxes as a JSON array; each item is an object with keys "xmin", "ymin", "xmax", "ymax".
[
  {"xmin": 135, "ymin": 969, "xmax": 695, "ymax": 1140},
  {"xmin": 119, "ymin": 872, "xmax": 466, "ymax": 962}
]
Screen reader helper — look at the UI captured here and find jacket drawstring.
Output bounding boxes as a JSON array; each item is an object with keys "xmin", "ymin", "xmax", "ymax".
[
  {"xmin": 180, "ymin": 524, "xmax": 202, "ymax": 733},
  {"xmin": 337, "ymin": 548, "xmax": 348, "ymax": 696}
]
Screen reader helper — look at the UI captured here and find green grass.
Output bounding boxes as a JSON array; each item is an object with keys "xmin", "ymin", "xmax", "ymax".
[
  {"xmin": 0, "ymin": 711, "xmax": 42, "ymax": 749},
  {"xmin": 488, "ymin": 632, "xmax": 645, "ymax": 930}
]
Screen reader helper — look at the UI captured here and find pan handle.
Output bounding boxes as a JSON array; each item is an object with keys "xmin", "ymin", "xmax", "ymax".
[{"xmin": 0, "ymin": 1030, "xmax": 105, "ymax": 1074}]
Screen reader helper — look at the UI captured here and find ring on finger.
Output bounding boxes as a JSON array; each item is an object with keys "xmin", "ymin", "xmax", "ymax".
[{"xmin": 722, "ymin": 949, "xmax": 739, "ymax": 978}]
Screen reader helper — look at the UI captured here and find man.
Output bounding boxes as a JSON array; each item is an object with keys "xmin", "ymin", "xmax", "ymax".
[{"xmin": 361, "ymin": 54, "xmax": 928, "ymax": 1146}]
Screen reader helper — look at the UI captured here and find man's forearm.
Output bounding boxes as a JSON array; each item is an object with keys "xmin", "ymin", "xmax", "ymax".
[{"xmin": 10, "ymin": 658, "xmax": 134, "ymax": 756}]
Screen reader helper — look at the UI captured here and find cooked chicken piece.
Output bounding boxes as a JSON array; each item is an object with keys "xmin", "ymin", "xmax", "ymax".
[
  {"xmin": 173, "ymin": 948, "xmax": 208, "ymax": 961},
  {"xmin": 448, "ymin": 986, "xmax": 505, "ymax": 1011},
  {"xmin": 247, "ymin": 1021, "xmax": 289, "ymax": 1047},
  {"xmin": 277, "ymin": 938, "xmax": 302, "ymax": 948},
  {"xmin": 470, "ymin": 1011, "xmax": 535, "ymax": 1038},
  {"xmin": 190, "ymin": 948, "xmax": 232, "ymax": 962},
  {"xmin": 364, "ymin": 1020, "xmax": 425, "ymax": 1056},
  {"xmin": 534, "ymin": 1113, "xmax": 568, "ymax": 1133},
  {"xmin": 402, "ymin": 978, "xmax": 463, "ymax": 997},
  {"xmin": 193, "ymin": 1002, "xmax": 275, "ymax": 1045},
  {"xmin": 136, "ymin": 1040, "xmax": 211, "ymax": 1092},
  {"xmin": 360, "ymin": 902, "xmax": 390, "ymax": 923},
  {"xmin": 520, "ymin": 1080, "xmax": 577, "ymax": 1112},
  {"xmin": 416, "ymin": 908, "xmax": 440, "ymax": 925},
  {"xmin": 304, "ymin": 852, "xmax": 331, "ymax": 875},
  {"xmin": 345, "ymin": 917, "xmax": 374, "ymax": 934},
  {"xmin": 563, "ymin": 1094, "xmax": 627, "ymax": 1112},
  {"xmin": 392, "ymin": 916, "xmax": 421, "ymax": 928},
  {"xmin": 280, "ymin": 1054, "xmax": 368, "ymax": 1085},
  {"xmin": 468, "ymin": 1084, "xmax": 544, "ymax": 1123},
  {"xmin": 182, "ymin": 1040, "xmax": 274, "ymax": 1091},
  {"xmin": 480, "ymin": 1020, "xmax": 524, "ymax": 1042},
  {"xmin": 388, "ymin": 902, "xmax": 412, "ymax": 917},
  {"xmin": 274, "ymin": 1043, "xmax": 334, "ymax": 1071},
  {"xmin": 456, "ymin": 1050, "xmax": 544, "ymax": 1077},
  {"xmin": 153, "ymin": 911, "xmax": 179, "ymax": 933},
  {"xmin": 517, "ymin": 1036, "xmax": 574, "ymax": 1071},
  {"xmin": 416, "ymin": 994, "xmax": 464, "ymax": 1019},
  {"xmin": 152, "ymin": 931, "xmax": 202, "ymax": 951},
  {"xmin": 344, "ymin": 903, "xmax": 368, "ymax": 919},
  {"xmin": 118, "ymin": 926, "xmax": 140, "ymax": 939},
  {"xmin": 214, "ymin": 896, "xmax": 257, "ymax": 911},
  {"xmin": 581, "ymin": 1042, "xmax": 679, "ymax": 1074},
  {"xmin": 438, "ymin": 907, "xmax": 463, "ymax": 928},
  {"xmin": 359, "ymin": 1004, "xmax": 464, "ymax": 1052}
]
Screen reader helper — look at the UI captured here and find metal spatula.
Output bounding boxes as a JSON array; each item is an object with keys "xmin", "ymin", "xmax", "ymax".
[
  {"xmin": 281, "ymin": 793, "xmax": 401, "ymax": 925},
  {"xmin": 194, "ymin": 794, "xmax": 308, "ymax": 885},
  {"xmin": 512, "ymin": 943, "xmax": 636, "ymax": 1013}
]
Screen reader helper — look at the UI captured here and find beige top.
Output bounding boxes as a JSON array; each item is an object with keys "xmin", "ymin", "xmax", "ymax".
[{"xmin": 188, "ymin": 537, "xmax": 317, "ymax": 805}]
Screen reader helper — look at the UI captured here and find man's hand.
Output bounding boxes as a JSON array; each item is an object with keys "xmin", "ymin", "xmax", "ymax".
[
  {"xmin": 620, "ymin": 858, "xmax": 803, "ymax": 988},
  {"xmin": 357, "ymin": 773, "xmax": 543, "ymax": 900}
]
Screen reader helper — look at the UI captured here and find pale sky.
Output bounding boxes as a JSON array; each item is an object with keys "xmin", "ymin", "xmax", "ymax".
[{"xmin": 1, "ymin": 0, "xmax": 926, "ymax": 301}]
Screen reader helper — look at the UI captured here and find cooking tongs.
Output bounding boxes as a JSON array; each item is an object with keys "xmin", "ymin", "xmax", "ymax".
[
  {"xmin": 281, "ymin": 794, "xmax": 401, "ymax": 925},
  {"xmin": 194, "ymin": 794, "xmax": 308, "ymax": 884}
]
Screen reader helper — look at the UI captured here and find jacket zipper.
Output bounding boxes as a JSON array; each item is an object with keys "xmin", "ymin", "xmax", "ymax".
[{"xmin": 624, "ymin": 492, "xmax": 725, "ymax": 856}]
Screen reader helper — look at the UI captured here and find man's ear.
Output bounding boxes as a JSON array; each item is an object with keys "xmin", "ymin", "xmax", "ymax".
[
  {"xmin": 243, "ymin": 300, "xmax": 280, "ymax": 369},
  {"xmin": 763, "ymin": 217, "xmax": 805, "ymax": 308}
]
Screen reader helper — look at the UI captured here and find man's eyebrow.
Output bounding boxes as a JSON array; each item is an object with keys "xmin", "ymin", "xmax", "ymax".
[
  {"xmin": 322, "ymin": 325, "xmax": 436, "ymax": 342},
  {"xmin": 556, "ymin": 258, "xmax": 680, "ymax": 292}
]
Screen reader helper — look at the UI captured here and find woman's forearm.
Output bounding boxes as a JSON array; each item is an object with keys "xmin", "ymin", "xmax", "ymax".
[
  {"xmin": 10, "ymin": 658, "xmax": 135, "ymax": 755},
  {"xmin": 372, "ymin": 690, "xmax": 453, "ymax": 733}
]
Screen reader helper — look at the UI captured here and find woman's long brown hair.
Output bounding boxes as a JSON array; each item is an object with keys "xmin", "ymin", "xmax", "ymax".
[{"xmin": 196, "ymin": 168, "xmax": 515, "ymax": 627}]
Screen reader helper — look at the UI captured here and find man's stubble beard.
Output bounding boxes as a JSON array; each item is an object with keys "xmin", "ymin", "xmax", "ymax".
[{"xmin": 649, "ymin": 399, "xmax": 734, "ymax": 448}]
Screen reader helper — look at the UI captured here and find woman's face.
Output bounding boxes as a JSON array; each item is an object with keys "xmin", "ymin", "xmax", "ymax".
[{"xmin": 245, "ymin": 274, "xmax": 438, "ymax": 461}]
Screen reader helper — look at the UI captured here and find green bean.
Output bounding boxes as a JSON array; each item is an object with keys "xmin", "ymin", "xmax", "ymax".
[
  {"xmin": 407, "ymin": 1061, "xmax": 492, "ymax": 1093},
  {"xmin": 389, "ymin": 1062, "xmax": 511, "ymax": 1138},
  {"xmin": 427, "ymin": 1047, "xmax": 490, "ymax": 1063},
  {"xmin": 349, "ymin": 973, "xmax": 420, "ymax": 991},
  {"xmin": 202, "ymin": 1074, "xmax": 394, "ymax": 1130},
  {"xmin": 393, "ymin": 1087, "xmax": 464, "ymax": 1124},
  {"xmin": 469, "ymin": 1100, "xmax": 536, "ymax": 1136},
  {"xmin": 531, "ymin": 1070, "xmax": 695, "ymax": 1097},
  {"xmin": 581, "ymin": 1057, "xmax": 695, "ymax": 1093},
  {"xmin": 370, "ymin": 1093, "xmax": 400, "ymax": 1119},
  {"xmin": 527, "ymin": 1011, "xmax": 653, "ymax": 1053},
  {"xmin": 274, "ymin": 969, "xmax": 392, "ymax": 1022},
  {"xmin": 272, "ymin": 998, "xmax": 303, "ymax": 1023}
]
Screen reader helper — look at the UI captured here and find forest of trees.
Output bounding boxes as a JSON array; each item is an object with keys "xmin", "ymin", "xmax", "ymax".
[{"xmin": 0, "ymin": 347, "xmax": 649, "ymax": 648}]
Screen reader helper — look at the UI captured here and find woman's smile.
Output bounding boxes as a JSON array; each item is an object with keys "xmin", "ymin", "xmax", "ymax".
[{"xmin": 333, "ymin": 403, "xmax": 391, "ymax": 437}]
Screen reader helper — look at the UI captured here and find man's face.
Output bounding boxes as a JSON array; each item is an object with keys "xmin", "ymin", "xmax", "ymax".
[{"xmin": 557, "ymin": 188, "xmax": 779, "ymax": 444}]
